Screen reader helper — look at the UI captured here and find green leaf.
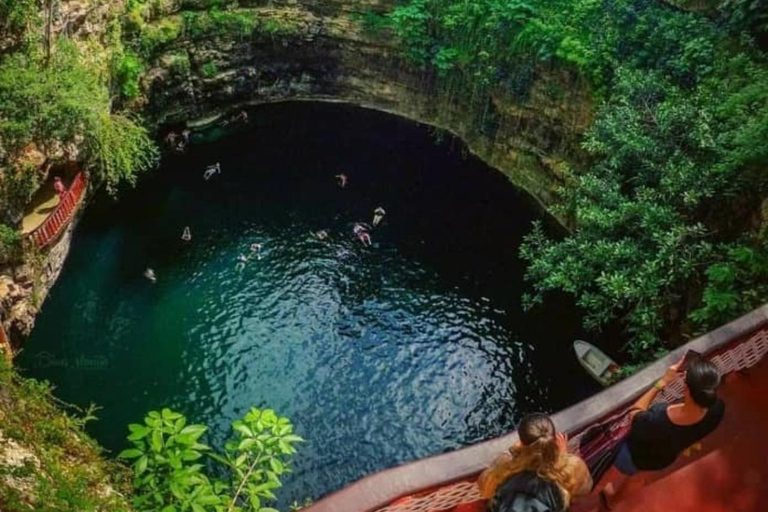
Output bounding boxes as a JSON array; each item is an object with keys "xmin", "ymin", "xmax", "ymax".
[
  {"xmin": 128, "ymin": 424, "xmax": 151, "ymax": 440},
  {"xmin": 180, "ymin": 424, "xmax": 208, "ymax": 442},
  {"xmin": 118, "ymin": 448, "xmax": 143, "ymax": 459},
  {"xmin": 150, "ymin": 429, "xmax": 164, "ymax": 452},
  {"xmin": 136, "ymin": 455, "xmax": 149, "ymax": 475}
]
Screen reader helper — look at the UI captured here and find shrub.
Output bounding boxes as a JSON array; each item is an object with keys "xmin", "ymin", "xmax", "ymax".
[
  {"xmin": 120, "ymin": 407, "xmax": 302, "ymax": 512},
  {"xmin": 200, "ymin": 61, "xmax": 218, "ymax": 78},
  {"xmin": 138, "ymin": 17, "xmax": 183, "ymax": 57},
  {"xmin": 0, "ymin": 223, "xmax": 22, "ymax": 263},
  {"xmin": 83, "ymin": 113, "xmax": 158, "ymax": 194},
  {"xmin": 183, "ymin": 9, "xmax": 258, "ymax": 40},
  {"xmin": 691, "ymin": 243, "xmax": 768, "ymax": 332},
  {"xmin": 0, "ymin": 359, "xmax": 133, "ymax": 511},
  {"xmin": 114, "ymin": 51, "xmax": 145, "ymax": 99},
  {"xmin": 167, "ymin": 52, "xmax": 191, "ymax": 77}
]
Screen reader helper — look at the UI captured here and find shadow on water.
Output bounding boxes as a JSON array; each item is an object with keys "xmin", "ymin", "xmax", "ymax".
[{"xmin": 18, "ymin": 102, "xmax": 602, "ymax": 505}]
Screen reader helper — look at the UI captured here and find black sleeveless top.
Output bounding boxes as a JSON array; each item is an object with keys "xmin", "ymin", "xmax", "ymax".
[
  {"xmin": 626, "ymin": 400, "xmax": 725, "ymax": 471},
  {"xmin": 488, "ymin": 471, "xmax": 565, "ymax": 512}
]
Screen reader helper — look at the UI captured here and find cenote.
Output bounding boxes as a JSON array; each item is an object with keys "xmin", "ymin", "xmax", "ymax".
[{"xmin": 19, "ymin": 102, "xmax": 600, "ymax": 506}]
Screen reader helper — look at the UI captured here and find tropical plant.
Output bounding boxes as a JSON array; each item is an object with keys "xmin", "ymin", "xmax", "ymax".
[
  {"xmin": 119, "ymin": 407, "xmax": 303, "ymax": 512},
  {"xmin": 0, "ymin": 38, "xmax": 156, "ymax": 212},
  {"xmin": 389, "ymin": 0, "xmax": 768, "ymax": 357},
  {"xmin": 200, "ymin": 61, "xmax": 219, "ymax": 78},
  {"xmin": 0, "ymin": 223, "xmax": 22, "ymax": 263},
  {"xmin": 691, "ymin": 242, "xmax": 768, "ymax": 331}
]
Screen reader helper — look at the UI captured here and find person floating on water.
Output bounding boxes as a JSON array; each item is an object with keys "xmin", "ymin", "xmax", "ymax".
[
  {"xmin": 181, "ymin": 226, "xmax": 192, "ymax": 242},
  {"xmin": 144, "ymin": 268, "xmax": 157, "ymax": 283},
  {"xmin": 250, "ymin": 242, "xmax": 263, "ymax": 260},
  {"xmin": 335, "ymin": 173, "xmax": 348, "ymax": 188},
  {"xmin": 314, "ymin": 229, "xmax": 329, "ymax": 241},
  {"xmin": 372, "ymin": 206, "xmax": 386, "ymax": 227},
  {"xmin": 221, "ymin": 110, "xmax": 248, "ymax": 127},
  {"xmin": 353, "ymin": 223, "xmax": 372, "ymax": 247},
  {"xmin": 203, "ymin": 163, "xmax": 221, "ymax": 181}
]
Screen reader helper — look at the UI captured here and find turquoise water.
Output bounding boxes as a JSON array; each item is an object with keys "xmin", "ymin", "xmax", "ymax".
[{"xmin": 19, "ymin": 103, "xmax": 599, "ymax": 506}]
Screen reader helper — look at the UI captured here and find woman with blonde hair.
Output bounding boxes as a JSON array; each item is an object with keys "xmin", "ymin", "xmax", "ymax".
[{"xmin": 478, "ymin": 413, "xmax": 592, "ymax": 512}]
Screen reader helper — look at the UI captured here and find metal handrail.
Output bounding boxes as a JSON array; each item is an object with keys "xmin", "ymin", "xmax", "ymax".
[{"xmin": 26, "ymin": 172, "xmax": 87, "ymax": 249}]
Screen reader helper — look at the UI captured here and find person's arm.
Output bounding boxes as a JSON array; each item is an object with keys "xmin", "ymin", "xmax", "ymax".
[{"xmin": 628, "ymin": 360, "xmax": 681, "ymax": 418}]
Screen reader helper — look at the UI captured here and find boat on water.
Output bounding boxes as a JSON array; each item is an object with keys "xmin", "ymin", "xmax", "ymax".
[{"xmin": 573, "ymin": 339, "xmax": 620, "ymax": 387}]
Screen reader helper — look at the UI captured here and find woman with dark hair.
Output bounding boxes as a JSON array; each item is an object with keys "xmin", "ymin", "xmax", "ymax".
[
  {"xmin": 600, "ymin": 355, "xmax": 725, "ymax": 509},
  {"xmin": 478, "ymin": 413, "xmax": 592, "ymax": 512}
]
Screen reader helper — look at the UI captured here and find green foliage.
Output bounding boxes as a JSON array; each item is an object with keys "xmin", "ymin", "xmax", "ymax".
[
  {"xmin": 183, "ymin": 9, "xmax": 258, "ymax": 40},
  {"xmin": 257, "ymin": 18, "xmax": 300, "ymax": 37},
  {"xmin": 138, "ymin": 17, "xmax": 183, "ymax": 57},
  {"xmin": 114, "ymin": 50, "xmax": 145, "ymax": 99},
  {"xmin": 0, "ymin": 40, "xmax": 156, "ymax": 203},
  {"xmin": 0, "ymin": 0, "xmax": 38, "ymax": 43},
  {"xmin": 84, "ymin": 113, "xmax": 158, "ymax": 194},
  {"xmin": 351, "ymin": 10, "xmax": 392, "ymax": 37},
  {"xmin": 691, "ymin": 242, "xmax": 768, "ymax": 331},
  {"xmin": 168, "ymin": 52, "xmax": 192, "ymax": 77},
  {"xmin": 0, "ymin": 359, "xmax": 133, "ymax": 511},
  {"xmin": 0, "ymin": 223, "xmax": 22, "ymax": 263},
  {"xmin": 719, "ymin": 0, "xmax": 768, "ymax": 40},
  {"xmin": 521, "ymin": 61, "xmax": 767, "ymax": 354},
  {"xmin": 200, "ymin": 61, "xmax": 219, "ymax": 78},
  {"xmin": 390, "ymin": 0, "xmax": 768, "ymax": 355},
  {"xmin": 120, "ymin": 407, "xmax": 302, "ymax": 512}
]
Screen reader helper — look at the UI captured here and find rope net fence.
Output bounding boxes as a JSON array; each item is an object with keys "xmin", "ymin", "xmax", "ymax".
[{"xmin": 373, "ymin": 324, "xmax": 768, "ymax": 512}]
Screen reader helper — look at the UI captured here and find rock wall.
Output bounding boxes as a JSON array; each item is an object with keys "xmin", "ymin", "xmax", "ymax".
[
  {"xmin": 143, "ymin": 0, "xmax": 593, "ymax": 216},
  {"xmin": 0, "ymin": 214, "xmax": 81, "ymax": 348},
  {"xmin": 2, "ymin": 0, "xmax": 594, "ymax": 348}
]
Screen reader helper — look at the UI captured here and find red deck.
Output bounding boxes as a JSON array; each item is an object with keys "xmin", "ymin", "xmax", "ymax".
[{"xmin": 573, "ymin": 356, "xmax": 768, "ymax": 512}]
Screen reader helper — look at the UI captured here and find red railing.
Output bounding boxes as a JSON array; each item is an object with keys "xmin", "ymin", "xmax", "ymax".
[
  {"xmin": 303, "ymin": 305, "xmax": 768, "ymax": 512},
  {"xmin": 26, "ymin": 172, "xmax": 87, "ymax": 250}
]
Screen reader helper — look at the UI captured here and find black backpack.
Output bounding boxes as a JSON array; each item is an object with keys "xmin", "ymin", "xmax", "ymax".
[{"xmin": 487, "ymin": 471, "xmax": 565, "ymax": 512}]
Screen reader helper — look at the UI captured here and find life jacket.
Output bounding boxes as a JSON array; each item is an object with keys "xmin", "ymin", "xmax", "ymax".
[{"xmin": 487, "ymin": 471, "xmax": 565, "ymax": 512}]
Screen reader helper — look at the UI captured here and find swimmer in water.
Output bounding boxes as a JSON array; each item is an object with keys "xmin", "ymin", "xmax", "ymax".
[
  {"xmin": 250, "ymin": 242, "xmax": 263, "ymax": 260},
  {"xmin": 335, "ymin": 173, "xmax": 348, "ymax": 188},
  {"xmin": 314, "ymin": 229, "xmax": 329, "ymax": 241},
  {"xmin": 144, "ymin": 268, "xmax": 157, "ymax": 283},
  {"xmin": 203, "ymin": 163, "xmax": 221, "ymax": 180},
  {"xmin": 372, "ymin": 206, "xmax": 386, "ymax": 227},
  {"xmin": 353, "ymin": 223, "xmax": 372, "ymax": 247}
]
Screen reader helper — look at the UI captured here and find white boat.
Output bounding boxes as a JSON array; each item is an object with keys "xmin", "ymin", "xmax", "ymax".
[{"xmin": 573, "ymin": 340, "xmax": 620, "ymax": 387}]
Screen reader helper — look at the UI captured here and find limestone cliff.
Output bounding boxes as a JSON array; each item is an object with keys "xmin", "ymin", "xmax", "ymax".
[
  {"xmin": 139, "ymin": 0, "xmax": 593, "ymax": 214},
  {"xmin": 1, "ymin": 0, "xmax": 594, "ymax": 348}
]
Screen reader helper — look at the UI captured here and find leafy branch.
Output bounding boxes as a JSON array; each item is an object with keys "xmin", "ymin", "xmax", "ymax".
[{"xmin": 119, "ymin": 407, "xmax": 303, "ymax": 512}]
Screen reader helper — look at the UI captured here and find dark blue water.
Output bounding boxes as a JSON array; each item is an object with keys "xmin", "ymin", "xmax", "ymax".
[{"xmin": 19, "ymin": 102, "xmax": 598, "ymax": 505}]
